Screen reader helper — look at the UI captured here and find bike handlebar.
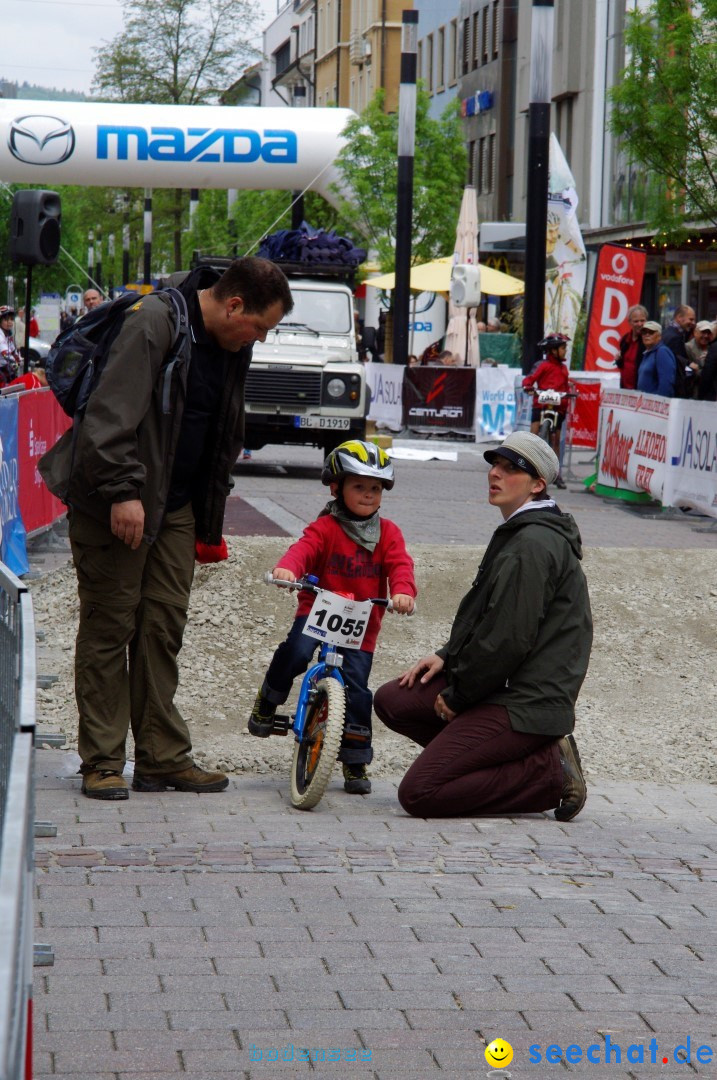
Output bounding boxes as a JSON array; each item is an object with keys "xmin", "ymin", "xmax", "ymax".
[{"xmin": 264, "ymin": 572, "xmax": 394, "ymax": 611}]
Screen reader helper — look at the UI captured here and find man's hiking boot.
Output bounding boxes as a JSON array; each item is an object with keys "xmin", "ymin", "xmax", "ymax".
[
  {"xmin": 342, "ymin": 763, "xmax": 371, "ymax": 795},
  {"xmin": 132, "ymin": 763, "xmax": 228, "ymax": 793},
  {"xmin": 555, "ymin": 475, "xmax": 567, "ymax": 490},
  {"xmin": 554, "ymin": 735, "xmax": 587, "ymax": 821},
  {"xmin": 248, "ymin": 689, "xmax": 276, "ymax": 737},
  {"xmin": 81, "ymin": 769, "xmax": 129, "ymax": 801}
]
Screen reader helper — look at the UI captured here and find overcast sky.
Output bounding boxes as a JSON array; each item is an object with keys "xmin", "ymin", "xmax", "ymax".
[{"xmin": 3, "ymin": 0, "xmax": 279, "ymax": 98}]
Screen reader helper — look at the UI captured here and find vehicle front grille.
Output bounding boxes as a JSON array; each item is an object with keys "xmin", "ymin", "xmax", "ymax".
[{"xmin": 246, "ymin": 369, "xmax": 322, "ymax": 408}]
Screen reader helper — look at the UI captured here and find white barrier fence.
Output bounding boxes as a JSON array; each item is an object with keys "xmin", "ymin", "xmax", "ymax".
[{"xmin": 596, "ymin": 390, "xmax": 717, "ymax": 519}]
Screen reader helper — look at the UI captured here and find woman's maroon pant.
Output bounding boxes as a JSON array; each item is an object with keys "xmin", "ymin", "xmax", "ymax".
[{"xmin": 374, "ymin": 675, "xmax": 563, "ymax": 817}]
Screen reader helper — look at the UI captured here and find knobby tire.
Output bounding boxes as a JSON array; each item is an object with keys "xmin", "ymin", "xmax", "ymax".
[
  {"xmin": 538, "ymin": 418, "xmax": 552, "ymax": 444},
  {"xmin": 290, "ymin": 677, "xmax": 345, "ymax": 810}
]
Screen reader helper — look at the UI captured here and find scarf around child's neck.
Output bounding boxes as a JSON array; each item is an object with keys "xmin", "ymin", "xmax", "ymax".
[{"xmin": 320, "ymin": 498, "xmax": 381, "ymax": 552}]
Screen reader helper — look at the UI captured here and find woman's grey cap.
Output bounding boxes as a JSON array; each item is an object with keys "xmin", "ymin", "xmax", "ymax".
[{"xmin": 483, "ymin": 432, "xmax": 560, "ymax": 485}]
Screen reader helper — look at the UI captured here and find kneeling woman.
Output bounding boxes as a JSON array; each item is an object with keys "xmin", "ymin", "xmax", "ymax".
[{"xmin": 374, "ymin": 432, "xmax": 592, "ymax": 820}]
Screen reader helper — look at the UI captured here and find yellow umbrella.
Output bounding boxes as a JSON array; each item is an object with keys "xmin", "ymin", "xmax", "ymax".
[{"xmin": 365, "ymin": 257, "xmax": 524, "ymax": 297}]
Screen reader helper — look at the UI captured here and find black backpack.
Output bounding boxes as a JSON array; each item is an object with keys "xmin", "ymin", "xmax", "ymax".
[{"xmin": 46, "ymin": 288, "xmax": 189, "ymax": 418}]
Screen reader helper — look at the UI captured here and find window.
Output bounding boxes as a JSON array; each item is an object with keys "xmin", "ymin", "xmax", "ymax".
[
  {"xmin": 492, "ymin": 1, "xmax": 500, "ymax": 59},
  {"xmin": 448, "ymin": 19, "xmax": 458, "ymax": 85},
  {"xmin": 468, "ymin": 140, "xmax": 476, "ymax": 186},
  {"xmin": 472, "ymin": 12, "xmax": 480, "ymax": 70},
  {"xmin": 437, "ymin": 26, "xmax": 445, "ymax": 90},
  {"xmin": 462, "ymin": 17, "xmax": 471, "ymax": 76},
  {"xmin": 274, "ymin": 40, "xmax": 291, "ymax": 77},
  {"xmin": 417, "ymin": 40, "xmax": 424, "ymax": 83},
  {"xmin": 482, "ymin": 4, "xmax": 489, "ymax": 64},
  {"xmin": 488, "ymin": 132, "xmax": 496, "ymax": 193},
  {"xmin": 426, "ymin": 33, "xmax": 434, "ymax": 92}
]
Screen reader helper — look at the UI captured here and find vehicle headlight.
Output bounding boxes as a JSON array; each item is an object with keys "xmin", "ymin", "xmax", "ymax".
[{"xmin": 326, "ymin": 378, "xmax": 346, "ymax": 398}]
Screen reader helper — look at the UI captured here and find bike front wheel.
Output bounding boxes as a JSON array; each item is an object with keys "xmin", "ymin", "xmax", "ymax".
[
  {"xmin": 538, "ymin": 418, "xmax": 552, "ymax": 444},
  {"xmin": 290, "ymin": 677, "xmax": 345, "ymax": 810}
]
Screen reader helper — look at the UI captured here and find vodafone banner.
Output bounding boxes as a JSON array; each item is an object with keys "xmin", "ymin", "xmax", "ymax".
[
  {"xmin": 584, "ymin": 245, "xmax": 647, "ymax": 373},
  {"xmin": 596, "ymin": 389, "xmax": 670, "ymax": 501}
]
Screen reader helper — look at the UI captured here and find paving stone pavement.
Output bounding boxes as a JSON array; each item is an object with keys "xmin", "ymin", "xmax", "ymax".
[{"xmin": 33, "ymin": 750, "xmax": 717, "ymax": 1079}]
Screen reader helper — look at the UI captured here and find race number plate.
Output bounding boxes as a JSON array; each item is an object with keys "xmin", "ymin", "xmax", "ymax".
[
  {"xmin": 303, "ymin": 591, "xmax": 372, "ymax": 650},
  {"xmin": 294, "ymin": 416, "xmax": 351, "ymax": 429}
]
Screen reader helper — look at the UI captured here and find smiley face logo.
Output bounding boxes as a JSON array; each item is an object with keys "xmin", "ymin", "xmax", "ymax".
[{"xmin": 485, "ymin": 1038, "xmax": 514, "ymax": 1068}]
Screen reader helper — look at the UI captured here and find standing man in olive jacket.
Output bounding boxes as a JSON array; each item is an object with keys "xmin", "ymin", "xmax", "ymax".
[
  {"xmin": 375, "ymin": 431, "xmax": 592, "ymax": 821},
  {"xmin": 40, "ymin": 257, "xmax": 293, "ymax": 800}
]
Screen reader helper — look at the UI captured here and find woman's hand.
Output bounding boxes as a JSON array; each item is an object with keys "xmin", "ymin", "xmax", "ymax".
[
  {"xmin": 434, "ymin": 692, "xmax": 456, "ymax": 724},
  {"xmin": 398, "ymin": 653, "xmax": 444, "ymax": 688}
]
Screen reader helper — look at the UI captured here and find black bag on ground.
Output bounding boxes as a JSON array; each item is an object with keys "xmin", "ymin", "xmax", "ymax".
[{"xmin": 46, "ymin": 289, "xmax": 189, "ymax": 417}]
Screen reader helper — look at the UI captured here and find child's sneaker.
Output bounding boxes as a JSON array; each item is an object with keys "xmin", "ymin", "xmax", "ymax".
[
  {"xmin": 342, "ymin": 763, "xmax": 371, "ymax": 794},
  {"xmin": 248, "ymin": 690, "xmax": 276, "ymax": 737}
]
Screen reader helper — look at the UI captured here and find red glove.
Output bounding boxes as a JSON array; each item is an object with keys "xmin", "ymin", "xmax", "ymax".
[{"xmin": 194, "ymin": 537, "xmax": 229, "ymax": 563}]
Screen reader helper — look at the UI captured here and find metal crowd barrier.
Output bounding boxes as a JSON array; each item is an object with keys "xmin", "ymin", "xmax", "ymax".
[{"xmin": 0, "ymin": 563, "xmax": 36, "ymax": 1080}]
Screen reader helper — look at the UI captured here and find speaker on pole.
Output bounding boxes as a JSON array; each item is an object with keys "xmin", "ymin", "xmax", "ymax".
[
  {"xmin": 9, "ymin": 190, "xmax": 62, "ymax": 266},
  {"xmin": 450, "ymin": 264, "xmax": 482, "ymax": 307}
]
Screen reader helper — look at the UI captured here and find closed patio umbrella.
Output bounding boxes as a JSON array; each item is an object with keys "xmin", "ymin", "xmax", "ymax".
[{"xmin": 443, "ymin": 185, "xmax": 481, "ymax": 366}]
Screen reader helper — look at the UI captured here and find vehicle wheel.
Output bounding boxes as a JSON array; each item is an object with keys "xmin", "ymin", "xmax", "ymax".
[
  {"xmin": 20, "ymin": 348, "xmax": 40, "ymax": 366},
  {"xmin": 538, "ymin": 419, "xmax": 552, "ymax": 444},
  {"xmin": 290, "ymin": 677, "xmax": 345, "ymax": 810}
]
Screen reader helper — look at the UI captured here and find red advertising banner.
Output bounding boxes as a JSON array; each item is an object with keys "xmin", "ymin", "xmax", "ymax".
[
  {"xmin": 402, "ymin": 367, "xmax": 476, "ymax": 431},
  {"xmin": 583, "ymin": 245, "xmax": 647, "ymax": 373},
  {"xmin": 17, "ymin": 389, "xmax": 71, "ymax": 534},
  {"xmin": 568, "ymin": 380, "xmax": 602, "ymax": 448}
]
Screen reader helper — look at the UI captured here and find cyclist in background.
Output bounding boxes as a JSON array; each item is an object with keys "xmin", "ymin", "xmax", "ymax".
[
  {"xmin": 523, "ymin": 332, "xmax": 573, "ymax": 489},
  {"xmin": 248, "ymin": 441, "xmax": 416, "ymax": 795}
]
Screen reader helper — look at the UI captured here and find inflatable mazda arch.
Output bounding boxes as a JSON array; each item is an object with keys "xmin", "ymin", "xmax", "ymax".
[{"xmin": 0, "ymin": 100, "xmax": 355, "ymax": 205}]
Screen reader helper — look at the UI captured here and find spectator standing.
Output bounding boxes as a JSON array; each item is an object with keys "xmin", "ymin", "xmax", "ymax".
[
  {"xmin": 662, "ymin": 304, "xmax": 696, "ymax": 397},
  {"xmin": 686, "ymin": 320, "xmax": 712, "ymax": 396},
  {"xmin": 28, "ymin": 308, "xmax": 40, "ymax": 338},
  {"xmin": 699, "ymin": 335, "xmax": 717, "ymax": 401},
  {"xmin": 39, "ymin": 257, "xmax": 293, "ymax": 801},
  {"xmin": 0, "ymin": 306, "xmax": 21, "ymax": 385},
  {"xmin": 636, "ymin": 322, "xmax": 677, "ymax": 397},
  {"xmin": 614, "ymin": 304, "xmax": 647, "ymax": 389},
  {"xmin": 83, "ymin": 288, "xmax": 103, "ymax": 312}
]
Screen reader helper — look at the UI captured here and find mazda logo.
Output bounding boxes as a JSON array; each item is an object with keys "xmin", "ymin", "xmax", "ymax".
[{"xmin": 8, "ymin": 114, "xmax": 75, "ymax": 165}]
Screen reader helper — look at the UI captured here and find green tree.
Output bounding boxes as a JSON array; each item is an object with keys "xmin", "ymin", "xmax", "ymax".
[
  {"xmin": 609, "ymin": 0, "xmax": 717, "ymax": 239},
  {"xmin": 332, "ymin": 89, "xmax": 467, "ymax": 271},
  {"xmin": 93, "ymin": 0, "xmax": 260, "ymax": 269}
]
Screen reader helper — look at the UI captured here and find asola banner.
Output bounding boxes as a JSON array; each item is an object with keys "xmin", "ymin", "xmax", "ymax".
[{"xmin": 584, "ymin": 245, "xmax": 647, "ymax": 372}]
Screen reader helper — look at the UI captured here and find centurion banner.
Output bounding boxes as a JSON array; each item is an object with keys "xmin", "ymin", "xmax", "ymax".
[{"xmin": 583, "ymin": 245, "xmax": 648, "ymax": 372}]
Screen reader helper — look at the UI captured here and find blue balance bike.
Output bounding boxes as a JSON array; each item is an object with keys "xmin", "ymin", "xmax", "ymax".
[{"xmin": 264, "ymin": 573, "xmax": 391, "ymax": 810}]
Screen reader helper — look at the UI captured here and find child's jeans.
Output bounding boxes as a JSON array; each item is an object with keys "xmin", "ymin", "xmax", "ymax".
[{"xmin": 262, "ymin": 616, "xmax": 374, "ymax": 765}]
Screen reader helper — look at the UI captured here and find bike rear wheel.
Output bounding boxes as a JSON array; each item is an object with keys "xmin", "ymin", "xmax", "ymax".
[{"xmin": 290, "ymin": 677, "xmax": 345, "ymax": 810}]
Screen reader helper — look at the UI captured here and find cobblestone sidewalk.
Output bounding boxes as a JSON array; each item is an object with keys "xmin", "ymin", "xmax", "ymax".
[{"xmin": 33, "ymin": 750, "xmax": 717, "ymax": 1079}]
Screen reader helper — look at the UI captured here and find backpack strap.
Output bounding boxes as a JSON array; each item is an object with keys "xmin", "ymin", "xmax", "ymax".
[{"xmin": 157, "ymin": 288, "xmax": 191, "ymax": 414}]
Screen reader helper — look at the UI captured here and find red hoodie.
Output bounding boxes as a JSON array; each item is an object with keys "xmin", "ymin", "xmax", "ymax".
[
  {"xmin": 523, "ymin": 357, "xmax": 571, "ymax": 413},
  {"xmin": 276, "ymin": 514, "xmax": 416, "ymax": 652}
]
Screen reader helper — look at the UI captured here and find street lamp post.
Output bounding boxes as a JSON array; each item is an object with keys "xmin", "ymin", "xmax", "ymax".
[
  {"xmin": 522, "ymin": 0, "xmax": 554, "ymax": 373},
  {"xmin": 393, "ymin": 9, "xmax": 418, "ymax": 367}
]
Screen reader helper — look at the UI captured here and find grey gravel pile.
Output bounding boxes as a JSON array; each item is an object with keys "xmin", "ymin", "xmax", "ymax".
[{"xmin": 31, "ymin": 537, "xmax": 717, "ymax": 783}]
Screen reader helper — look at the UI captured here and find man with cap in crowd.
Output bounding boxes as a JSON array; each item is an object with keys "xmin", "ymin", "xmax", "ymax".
[
  {"xmin": 686, "ymin": 320, "xmax": 713, "ymax": 395},
  {"xmin": 374, "ymin": 431, "xmax": 592, "ymax": 821},
  {"xmin": 637, "ymin": 321, "xmax": 679, "ymax": 397}
]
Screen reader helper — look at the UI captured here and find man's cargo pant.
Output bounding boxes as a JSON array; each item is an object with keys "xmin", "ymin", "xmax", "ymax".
[{"xmin": 69, "ymin": 503, "xmax": 196, "ymax": 776}]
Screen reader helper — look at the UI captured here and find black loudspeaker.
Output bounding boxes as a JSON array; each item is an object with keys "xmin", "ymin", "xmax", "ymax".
[{"xmin": 9, "ymin": 189, "xmax": 62, "ymax": 265}]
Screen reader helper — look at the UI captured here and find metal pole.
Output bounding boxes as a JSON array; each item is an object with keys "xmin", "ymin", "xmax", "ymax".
[
  {"xmin": 393, "ymin": 9, "xmax": 418, "ymax": 367},
  {"xmin": 189, "ymin": 188, "xmax": 199, "ymax": 232},
  {"xmin": 122, "ymin": 195, "xmax": 130, "ymax": 286},
  {"xmin": 96, "ymin": 227, "xmax": 103, "ymax": 293},
  {"xmin": 522, "ymin": 0, "xmax": 554, "ymax": 374},
  {"xmin": 143, "ymin": 189, "xmax": 152, "ymax": 286},
  {"xmin": 87, "ymin": 230, "xmax": 94, "ymax": 291},
  {"xmin": 108, "ymin": 233, "xmax": 115, "ymax": 298},
  {"xmin": 23, "ymin": 268, "xmax": 31, "ymax": 374},
  {"xmin": 227, "ymin": 190, "xmax": 238, "ymax": 258}
]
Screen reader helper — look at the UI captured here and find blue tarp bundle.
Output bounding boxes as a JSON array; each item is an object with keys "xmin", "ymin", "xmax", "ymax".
[{"xmin": 258, "ymin": 222, "xmax": 367, "ymax": 269}]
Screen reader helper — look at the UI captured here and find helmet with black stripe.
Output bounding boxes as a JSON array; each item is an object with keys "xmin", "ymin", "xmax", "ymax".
[{"xmin": 321, "ymin": 439, "xmax": 395, "ymax": 490}]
